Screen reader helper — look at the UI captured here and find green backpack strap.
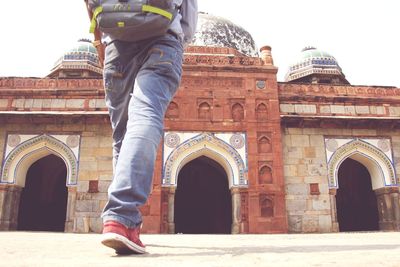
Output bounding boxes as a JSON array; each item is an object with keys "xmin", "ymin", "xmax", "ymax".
[
  {"xmin": 142, "ymin": 5, "xmax": 174, "ymax": 20},
  {"xmin": 90, "ymin": 6, "xmax": 104, "ymax": 33}
]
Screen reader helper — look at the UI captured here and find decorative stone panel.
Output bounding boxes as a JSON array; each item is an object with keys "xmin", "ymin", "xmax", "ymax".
[
  {"xmin": 256, "ymin": 103, "xmax": 268, "ymax": 121},
  {"xmin": 257, "ymin": 133, "xmax": 272, "ymax": 153},
  {"xmin": 232, "ymin": 103, "xmax": 244, "ymax": 122},
  {"xmin": 325, "ymin": 138, "xmax": 397, "ymax": 189},
  {"xmin": 259, "ymin": 194, "xmax": 274, "ymax": 218},
  {"xmin": 198, "ymin": 101, "xmax": 211, "ymax": 120},
  {"xmin": 1, "ymin": 134, "xmax": 80, "ymax": 186},
  {"xmin": 258, "ymin": 164, "xmax": 273, "ymax": 185},
  {"xmin": 166, "ymin": 102, "xmax": 180, "ymax": 119},
  {"xmin": 163, "ymin": 132, "xmax": 248, "ymax": 187},
  {"xmin": 294, "ymin": 104, "xmax": 317, "ymax": 114}
]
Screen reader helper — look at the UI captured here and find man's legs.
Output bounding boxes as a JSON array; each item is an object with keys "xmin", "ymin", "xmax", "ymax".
[{"xmin": 101, "ymin": 34, "xmax": 183, "ymax": 253}]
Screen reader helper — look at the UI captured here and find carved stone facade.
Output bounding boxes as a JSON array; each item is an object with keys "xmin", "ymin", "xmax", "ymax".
[
  {"xmin": 0, "ymin": 44, "xmax": 399, "ymax": 234},
  {"xmin": 280, "ymin": 80, "xmax": 400, "ymax": 232}
]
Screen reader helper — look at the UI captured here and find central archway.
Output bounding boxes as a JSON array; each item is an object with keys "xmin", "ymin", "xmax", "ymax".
[
  {"xmin": 174, "ymin": 156, "xmax": 232, "ymax": 234},
  {"xmin": 336, "ymin": 158, "xmax": 379, "ymax": 232},
  {"xmin": 17, "ymin": 154, "xmax": 68, "ymax": 232}
]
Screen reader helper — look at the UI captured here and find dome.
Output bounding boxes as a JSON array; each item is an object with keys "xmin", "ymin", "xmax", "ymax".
[
  {"xmin": 61, "ymin": 39, "xmax": 99, "ymax": 66},
  {"xmin": 190, "ymin": 12, "xmax": 258, "ymax": 57},
  {"xmin": 48, "ymin": 39, "xmax": 102, "ymax": 78},
  {"xmin": 295, "ymin": 46, "xmax": 338, "ymax": 66},
  {"xmin": 285, "ymin": 47, "xmax": 349, "ymax": 84}
]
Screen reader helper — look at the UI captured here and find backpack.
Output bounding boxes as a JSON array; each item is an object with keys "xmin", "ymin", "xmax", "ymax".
[{"xmin": 88, "ymin": 0, "xmax": 178, "ymax": 42}]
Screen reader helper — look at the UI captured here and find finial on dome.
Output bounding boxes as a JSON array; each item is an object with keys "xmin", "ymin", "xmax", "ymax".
[
  {"xmin": 78, "ymin": 38, "xmax": 92, "ymax": 43},
  {"xmin": 301, "ymin": 46, "xmax": 316, "ymax": 52}
]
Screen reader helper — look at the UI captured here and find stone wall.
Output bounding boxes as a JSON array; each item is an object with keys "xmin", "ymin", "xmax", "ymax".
[
  {"xmin": 0, "ymin": 115, "xmax": 167, "ymax": 233},
  {"xmin": 70, "ymin": 120, "xmax": 113, "ymax": 233},
  {"xmin": 0, "ymin": 116, "xmax": 111, "ymax": 233},
  {"xmin": 282, "ymin": 127, "xmax": 400, "ymax": 233},
  {"xmin": 0, "ymin": 185, "xmax": 22, "ymax": 230},
  {"xmin": 161, "ymin": 54, "xmax": 287, "ymax": 234}
]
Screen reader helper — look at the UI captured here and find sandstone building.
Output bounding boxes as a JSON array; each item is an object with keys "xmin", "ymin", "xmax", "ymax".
[{"xmin": 0, "ymin": 13, "xmax": 399, "ymax": 234}]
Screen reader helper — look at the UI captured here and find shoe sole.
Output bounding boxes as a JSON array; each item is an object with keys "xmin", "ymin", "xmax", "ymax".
[{"xmin": 101, "ymin": 233, "xmax": 146, "ymax": 255}]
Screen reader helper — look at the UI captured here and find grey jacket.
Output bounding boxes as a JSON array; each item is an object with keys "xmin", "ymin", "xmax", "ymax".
[{"xmin": 169, "ymin": 0, "xmax": 198, "ymax": 45}]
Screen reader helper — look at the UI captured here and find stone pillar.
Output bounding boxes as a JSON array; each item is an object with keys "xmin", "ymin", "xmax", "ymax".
[
  {"xmin": 239, "ymin": 190, "xmax": 249, "ymax": 233},
  {"xmin": 65, "ymin": 186, "xmax": 77, "ymax": 232},
  {"xmin": 260, "ymin": 45, "xmax": 274, "ymax": 66},
  {"xmin": 167, "ymin": 187, "xmax": 176, "ymax": 234},
  {"xmin": 231, "ymin": 188, "xmax": 241, "ymax": 234},
  {"xmin": 375, "ymin": 187, "xmax": 400, "ymax": 231},
  {"xmin": 160, "ymin": 187, "xmax": 169, "ymax": 233},
  {"xmin": 0, "ymin": 184, "xmax": 23, "ymax": 230},
  {"xmin": 329, "ymin": 188, "xmax": 339, "ymax": 232}
]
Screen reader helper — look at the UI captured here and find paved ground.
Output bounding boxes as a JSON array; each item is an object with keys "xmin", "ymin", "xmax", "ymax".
[{"xmin": 1, "ymin": 232, "xmax": 400, "ymax": 267}]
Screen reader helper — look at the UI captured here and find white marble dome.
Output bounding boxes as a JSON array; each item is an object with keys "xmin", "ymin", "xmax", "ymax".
[{"xmin": 190, "ymin": 12, "xmax": 258, "ymax": 57}]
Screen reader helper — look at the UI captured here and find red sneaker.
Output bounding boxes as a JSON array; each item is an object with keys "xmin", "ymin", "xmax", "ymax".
[{"xmin": 101, "ymin": 220, "xmax": 146, "ymax": 254}]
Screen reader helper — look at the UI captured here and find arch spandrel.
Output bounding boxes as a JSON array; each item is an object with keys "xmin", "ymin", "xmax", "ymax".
[
  {"xmin": 163, "ymin": 133, "xmax": 248, "ymax": 188},
  {"xmin": 1, "ymin": 134, "xmax": 79, "ymax": 186},
  {"xmin": 327, "ymin": 139, "xmax": 397, "ymax": 189}
]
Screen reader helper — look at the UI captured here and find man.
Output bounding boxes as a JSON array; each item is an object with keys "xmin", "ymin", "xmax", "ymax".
[{"xmin": 85, "ymin": 0, "xmax": 198, "ymax": 254}]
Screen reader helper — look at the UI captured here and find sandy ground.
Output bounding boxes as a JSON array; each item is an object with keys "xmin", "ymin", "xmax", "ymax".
[{"xmin": 0, "ymin": 231, "xmax": 400, "ymax": 267}]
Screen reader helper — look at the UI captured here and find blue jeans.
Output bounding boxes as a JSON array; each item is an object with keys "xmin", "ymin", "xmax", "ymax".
[{"xmin": 101, "ymin": 33, "xmax": 183, "ymax": 228}]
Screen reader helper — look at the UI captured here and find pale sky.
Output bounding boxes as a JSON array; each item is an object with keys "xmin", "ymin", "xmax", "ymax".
[{"xmin": 0, "ymin": 0, "xmax": 399, "ymax": 87}]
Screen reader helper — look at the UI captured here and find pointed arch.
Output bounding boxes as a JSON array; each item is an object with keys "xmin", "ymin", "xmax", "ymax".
[
  {"xmin": 163, "ymin": 133, "xmax": 247, "ymax": 187},
  {"xmin": 259, "ymin": 165, "xmax": 273, "ymax": 184},
  {"xmin": 1, "ymin": 134, "xmax": 78, "ymax": 186},
  {"xmin": 327, "ymin": 139, "xmax": 396, "ymax": 189},
  {"xmin": 166, "ymin": 101, "xmax": 179, "ymax": 119},
  {"xmin": 198, "ymin": 102, "xmax": 211, "ymax": 120},
  {"xmin": 232, "ymin": 103, "xmax": 244, "ymax": 122},
  {"xmin": 258, "ymin": 135, "xmax": 272, "ymax": 153},
  {"xmin": 256, "ymin": 103, "xmax": 268, "ymax": 120},
  {"xmin": 259, "ymin": 194, "xmax": 274, "ymax": 217}
]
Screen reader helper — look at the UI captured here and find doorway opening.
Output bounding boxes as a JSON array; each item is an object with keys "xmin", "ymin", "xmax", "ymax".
[
  {"xmin": 174, "ymin": 156, "xmax": 232, "ymax": 234},
  {"xmin": 336, "ymin": 158, "xmax": 379, "ymax": 232},
  {"xmin": 17, "ymin": 154, "xmax": 68, "ymax": 232}
]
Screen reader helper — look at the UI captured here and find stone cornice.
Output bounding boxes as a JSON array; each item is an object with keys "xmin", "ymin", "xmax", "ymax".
[
  {"xmin": 0, "ymin": 78, "xmax": 103, "ymax": 97},
  {"xmin": 183, "ymin": 46, "xmax": 277, "ymax": 72},
  {"xmin": 183, "ymin": 54, "xmax": 277, "ymax": 73},
  {"xmin": 185, "ymin": 46, "xmax": 245, "ymax": 56},
  {"xmin": 281, "ymin": 115, "xmax": 400, "ymax": 129},
  {"xmin": 278, "ymin": 83, "xmax": 400, "ymax": 104}
]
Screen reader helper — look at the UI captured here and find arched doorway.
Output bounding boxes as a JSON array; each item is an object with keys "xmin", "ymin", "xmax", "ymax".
[
  {"xmin": 17, "ymin": 154, "xmax": 68, "ymax": 232},
  {"xmin": 174, "ymin": 156, "xmax": 232, "ymax": 234},
  {"xmin": 336, "ymin": 158, "xmax": 379, "ymax": 232}
]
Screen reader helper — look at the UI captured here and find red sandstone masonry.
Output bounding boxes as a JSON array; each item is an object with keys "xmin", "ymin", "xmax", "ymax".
[
  {"xmin": 0, "ymin": 46, "xmax": 288, "ymax": 234},
  {"xmin": 162, "ymin": 47, "xmax": 287, "ymax": 234}
]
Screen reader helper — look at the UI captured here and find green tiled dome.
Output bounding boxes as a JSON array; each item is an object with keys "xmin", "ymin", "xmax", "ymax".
[
  {"xmin": 69, "ymin": 41, "xmax": 98, "ymax": 55},
  {"xmin": 300, "ymin": 47, "xmax": 334, "ymax": 59},
  {"xmin": 63, "ymin": 39, "xmax": 99, "ymax": 65},
  {"xmin": 48, "ymin": 38, "xmax": 103, "ymax": 78},
  {"xmin": 293, "ymin": 47, "xmax": 338, "ymax": 67},
  {"xmin": 285, "ymin": 47, "xmax": 349, "ymax": 84}
]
